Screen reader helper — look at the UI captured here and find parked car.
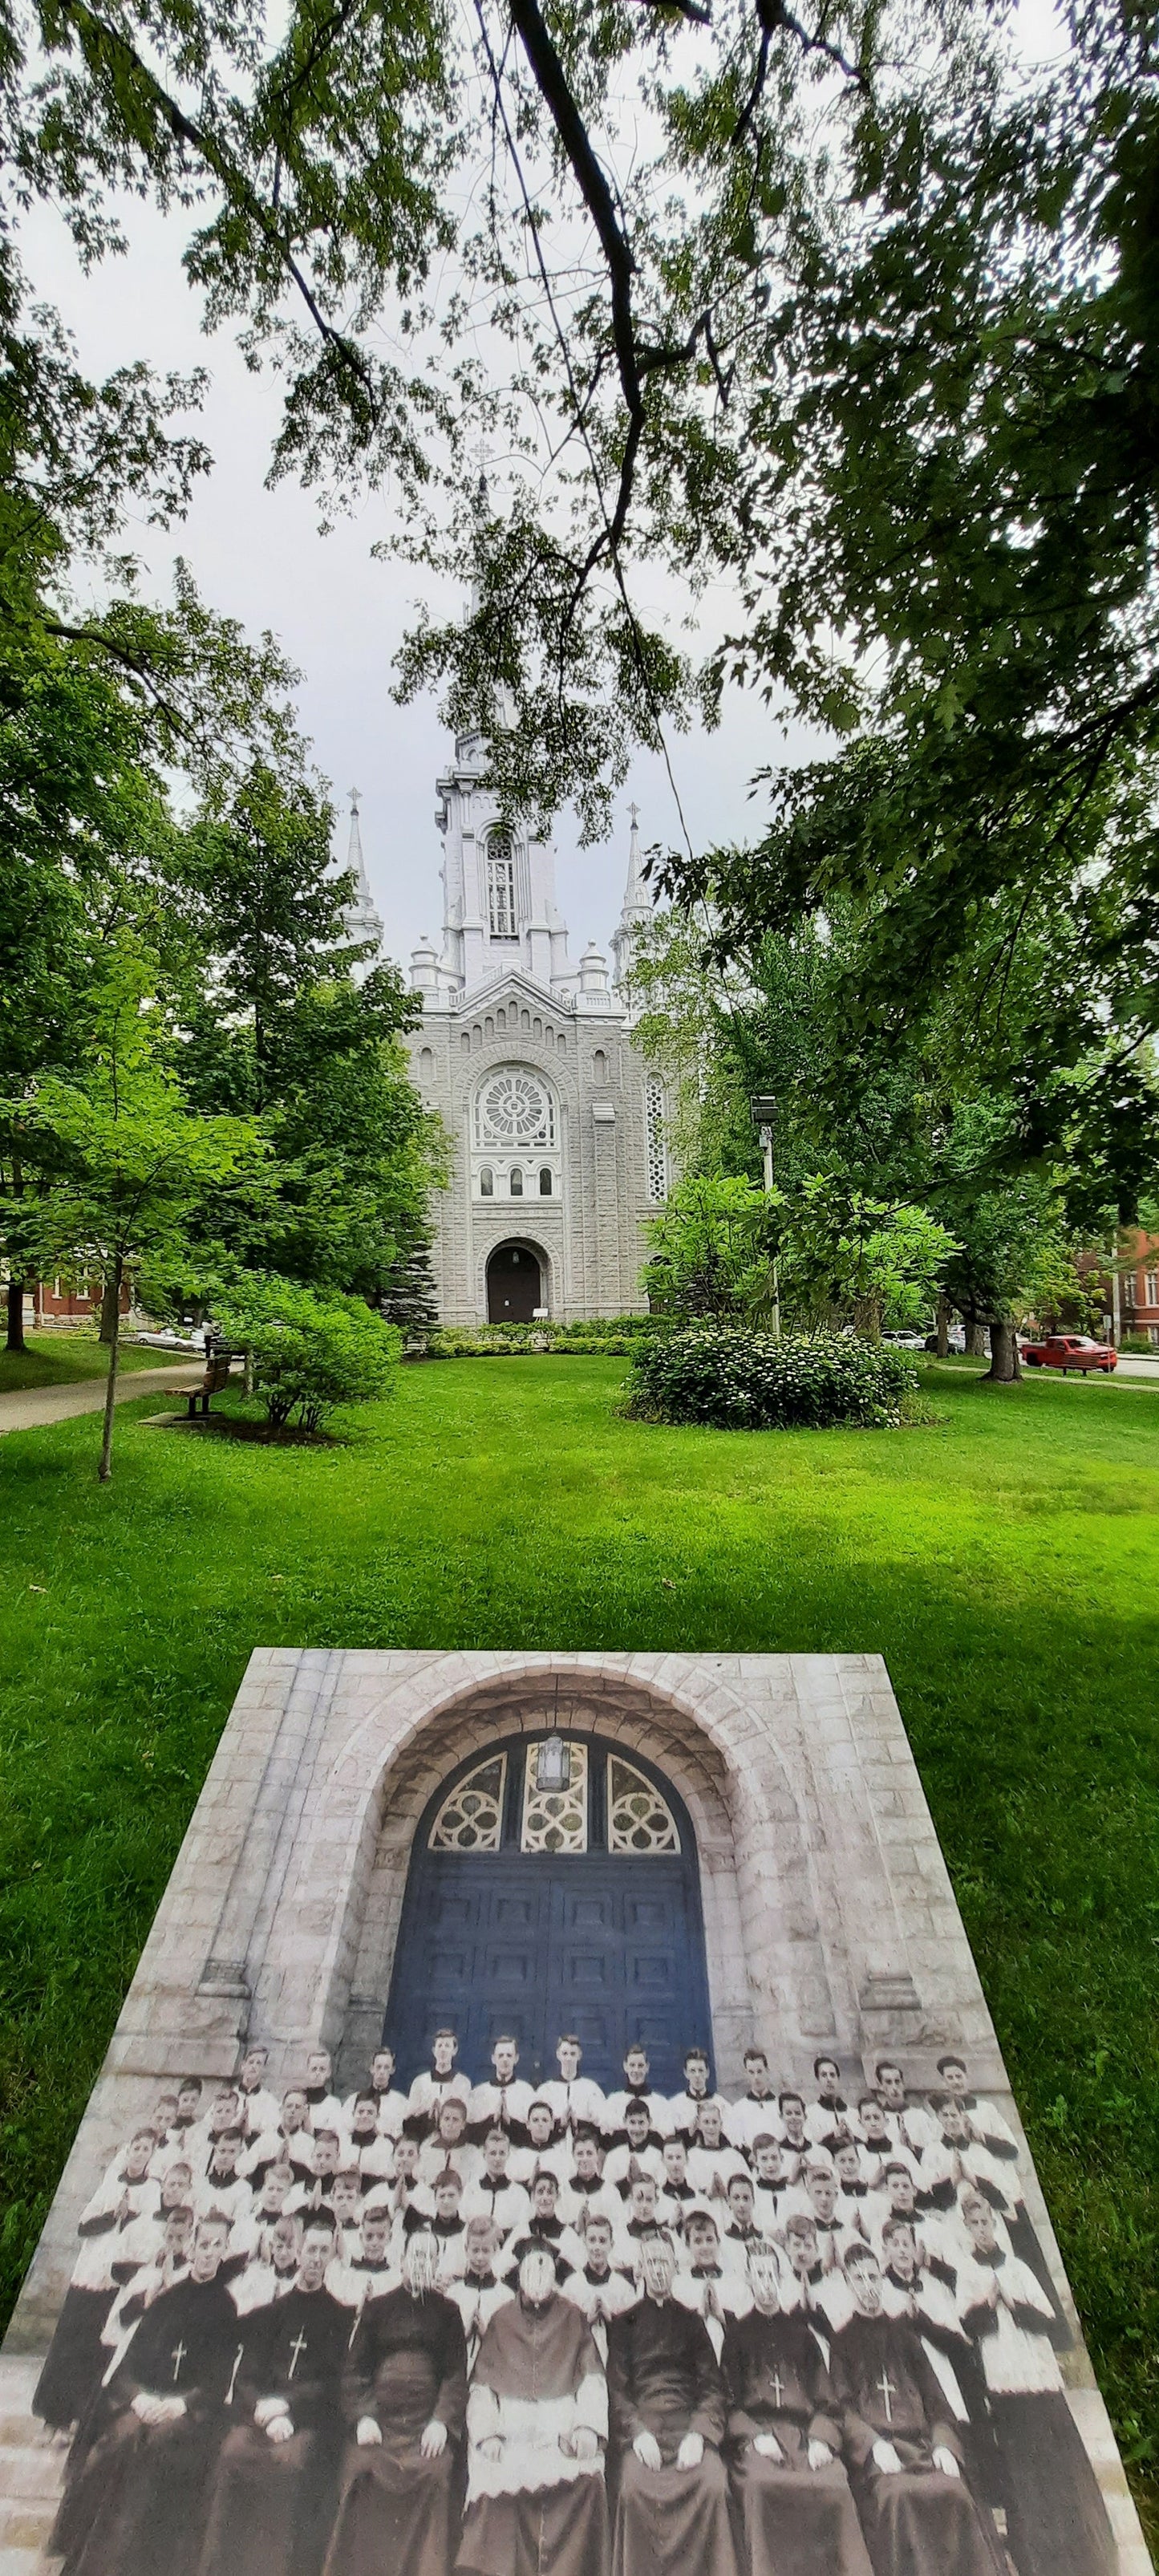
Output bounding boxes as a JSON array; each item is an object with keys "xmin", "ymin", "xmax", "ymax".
[
  {"xmin": 1019, "ymin": 1333, "xmax": 1117, "ymax": 1373},
  {"xmin": 923, "ymin": 1327, "xmax": 967, "ymax": 1353}
]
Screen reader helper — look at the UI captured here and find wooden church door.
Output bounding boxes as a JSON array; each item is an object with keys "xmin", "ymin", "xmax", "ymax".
[{"xmin": 383, "ymin": 1735, "xmax": 715, "ymax": 2091}]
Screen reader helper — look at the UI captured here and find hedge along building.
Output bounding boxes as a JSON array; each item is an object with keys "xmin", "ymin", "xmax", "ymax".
[{"xmin": 344, "ymin": 731, "xmax": 668, "ymax": 1325}]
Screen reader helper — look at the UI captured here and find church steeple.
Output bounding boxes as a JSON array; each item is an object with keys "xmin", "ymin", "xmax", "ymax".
[
  {"xmin": 610, "ymin": 802, "xmax": 652, "ymax": 1001},
  {"xmin": 340, "ymin": 786, "xmax": 384, "ymax": 979}
]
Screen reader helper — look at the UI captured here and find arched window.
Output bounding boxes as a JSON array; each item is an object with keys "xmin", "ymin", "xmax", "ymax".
[
  {"xmin": 479, "ymin": 1166, "xmax": 494, "ymax": 1198},
  {"xmin": 419, "ymin": 1045, "xmax": 434, "ymax": 1081},
  {"xmin": 607, "ymin": 1757, "xmax": 680, "ymax": 1853},
  {"xmin": 539, "ymin": 1166, "xmax": 553, "ymax": 1196},
  {"xmin": 509, "ymin": 1166, "xmax": 524, "ymax": 1196},
  {"xmin": 593, "ymin": 1049, "xmax": 607, "ymax": 1084},
  {"xmin": 428, "ymin": 1755, "xmax": 507, "ymax": 1852},
  {"xmin": 487, "ymin": 835, "xmax": 517, "ymax": 938}
]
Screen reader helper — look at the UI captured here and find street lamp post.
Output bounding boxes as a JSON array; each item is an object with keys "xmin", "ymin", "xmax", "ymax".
[{"xmin": 749, "ymin": 1094, "xmax": 781, "ymax": 1343}]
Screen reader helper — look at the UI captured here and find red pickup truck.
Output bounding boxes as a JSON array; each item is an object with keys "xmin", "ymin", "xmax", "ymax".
[{"xmin": 1020, "ymin": 1334, "xmax": 1117, "ymax": 1374}]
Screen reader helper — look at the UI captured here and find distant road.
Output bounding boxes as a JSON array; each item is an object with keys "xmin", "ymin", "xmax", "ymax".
[{"xmin": 0, "ymin": 1364, "xmax": 196, "ymax": 1438}]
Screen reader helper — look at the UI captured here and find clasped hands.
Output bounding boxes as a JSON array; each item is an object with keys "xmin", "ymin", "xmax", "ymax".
[
  {"xmin": 132, "ymin": 2394, "xmax": 187, "ymax": 2427},
  {"xmin": 255, "ymin": 2399, "xmax": 294, "ymax": 2444}
]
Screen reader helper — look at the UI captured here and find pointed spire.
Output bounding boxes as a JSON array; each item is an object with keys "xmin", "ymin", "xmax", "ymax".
[
  {"xmin": 339, "ymin": 787, "xmax": 383, "ymax": 982},
  {"xmin": 611, "ymin": 801, "xmax": 652, "ymax": 1005},
  {"xmin": 347, "ymin": 785, "xmax": 372, "ymax": 903},
  {"xmin": 622, "ymin": 800, "xmax": 650, "ymax": 916}
]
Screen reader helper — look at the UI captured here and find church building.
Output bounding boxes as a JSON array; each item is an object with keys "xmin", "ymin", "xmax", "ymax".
[{"xmin": 347, "ymin": 726, "xmax": 668, "ymax": 1324}]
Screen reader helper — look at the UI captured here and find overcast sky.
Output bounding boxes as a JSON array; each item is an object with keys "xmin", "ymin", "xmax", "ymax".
[{"xmin": 26, "ymin": 173, "xmax": 829, "ymax": 978}]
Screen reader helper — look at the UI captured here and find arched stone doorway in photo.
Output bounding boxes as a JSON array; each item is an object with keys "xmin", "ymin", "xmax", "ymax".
[
  {"xmin": 486, "ymin": 1240, "xmax": 543, "ymax": 1323},
  {"xmin": 383, "ymin": 1734, "xmax": 714, "ymax": 2091}
]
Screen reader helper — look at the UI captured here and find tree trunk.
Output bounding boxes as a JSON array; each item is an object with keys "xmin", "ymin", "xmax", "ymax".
[
  {"xmin": 935, "ymin": 1293, "xmax": 950, "ymax": 1359},
  {"xmin": 985, "ymin": 1318, "xmax": 1022, "ymax": 1382},
  {"xmin": 98, "ymin": 1276, "xmax": 120, "ymax": 1343},
  {"xmin": 964, "ymin": 1316, "xmax": 987, "ymax": 1356},
  {"xmin": 6, "ymin": 1275, "xmax": 26, "ymax": 1353},
  {"xmin": 98, "ymin": 1259, "xmax": 123, "ymax": 1483}
]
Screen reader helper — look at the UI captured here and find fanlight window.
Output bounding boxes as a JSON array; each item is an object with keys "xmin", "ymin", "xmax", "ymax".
[
  {"xmin": 476, "ymin": 1069, "xmax": 556, "ymax": 1150},
  {"xmin": 521, "ymin": 1742, "xmax": 589, "ymax": 1853},
  {"xmin": 607, "ymin": 1757, "xmax": 680, "ymax": 1854},
  {"xmin": 428, "ymin": 1755, "xmax": 507, "ymax": 1851}
]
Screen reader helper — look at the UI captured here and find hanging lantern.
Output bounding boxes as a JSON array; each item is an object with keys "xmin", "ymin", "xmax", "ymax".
[{"xmin": 536, "ymin": 1735, "xmax": 571, "ymax": 1792}]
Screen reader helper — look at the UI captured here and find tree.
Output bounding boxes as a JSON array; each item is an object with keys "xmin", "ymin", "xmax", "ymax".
[
  {"xmin": 779, "ymin": 1177, "xmax": 954, "ymax": 1341},
  {"xmin": 216, "ymin": 1278, "xmax": 402, "ymax": 1432},
  {"xmin": 5, "ymin": 943, "xmax": 258, "ymax": 1476},
  {"xmin": 169, "ymin": 776, "xmax": 448, "ymax": 1304},
  {"xmin": 642, "ymin": 1175, "xmax": 783, "ymax": 1324}
]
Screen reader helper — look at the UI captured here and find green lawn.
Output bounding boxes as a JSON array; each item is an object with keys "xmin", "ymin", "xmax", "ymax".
[
  {"xmin": 0, "ymin": 1332, "xmax": 186, "ymax": 1393},
  {"xmin": 1, "ymin": 1358, "xmax": 1157, "ymax": 2533}
]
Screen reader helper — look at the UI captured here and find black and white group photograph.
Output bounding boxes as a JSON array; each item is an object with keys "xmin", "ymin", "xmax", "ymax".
[{"xmin": 23, "ymin": 2029, "xmax": 1118, "ymax": 2576}]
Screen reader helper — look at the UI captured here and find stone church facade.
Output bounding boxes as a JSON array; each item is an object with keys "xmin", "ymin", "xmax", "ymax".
[{"xmin": 346, "ymin": 728, "xmax": 667, "ymax": 1324}]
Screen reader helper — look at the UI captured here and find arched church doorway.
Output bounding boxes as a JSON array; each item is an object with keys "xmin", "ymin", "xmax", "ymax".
[
  {"xmin": 383, "ymin": 1734, "xmax": 713, "ymax": 2091},
  {"xmin": 486, "ymin": 1240, "xmax": 543, "ymax": 1322}
]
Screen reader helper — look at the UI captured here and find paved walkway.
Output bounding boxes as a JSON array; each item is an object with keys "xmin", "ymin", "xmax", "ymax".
[{"xmin": 0, "ymin": 1363, "xmax": 197, "ymax": 1437}]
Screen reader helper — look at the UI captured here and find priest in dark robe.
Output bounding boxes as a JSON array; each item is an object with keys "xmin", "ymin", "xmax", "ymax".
[
  {"xmin": 322, "ymin": 2225, "xmax": 467, "ymax": 2576},
  {"xmin": 829, "ymin": 2245, "xmax": 1001, "ymax": 2576},
  {"xmin": 606, "ymin": 2229, "xmax": 736, "ymax": 2576},
  {"xmin": 51, "ymin": 2214, "xmax": 242, "ymax": 2576},
  {"xmin": 197, "ymin": 2214, "xmax": 349, "ymax": 2576},
  {"xmin": 457, "ymin": 2243, "xmax": 610, "ymax": 2576},
  {"xmin": 721, "ymin": 2243, "xmax": 873, "ymax": 2576}
]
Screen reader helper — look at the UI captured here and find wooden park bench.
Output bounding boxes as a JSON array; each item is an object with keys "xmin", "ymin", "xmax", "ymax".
[{"xmin": 181, "ymin": 1343, "xmax": 236, "ymax": 1419}]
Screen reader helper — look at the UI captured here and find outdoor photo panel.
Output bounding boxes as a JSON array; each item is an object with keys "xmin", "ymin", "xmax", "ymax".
[{"xmin": 0, "ymin": 1649, "xmax": 1146, "ymax": 2576}]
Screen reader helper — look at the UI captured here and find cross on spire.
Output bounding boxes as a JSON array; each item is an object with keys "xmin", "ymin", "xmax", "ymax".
[{"xmin": 349, "ymin": 785, "xmax": 361, "ymax": 813}]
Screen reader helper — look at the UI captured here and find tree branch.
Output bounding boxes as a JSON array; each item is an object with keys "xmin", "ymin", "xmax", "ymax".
[{"xmin": 55, "ymin": 0, "xmax": 383, "ymax": 424}]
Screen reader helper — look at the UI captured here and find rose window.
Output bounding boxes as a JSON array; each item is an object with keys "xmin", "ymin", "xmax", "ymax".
[{"xmin": 476, "ymin": 1070, "xmax": 555, "ymax": 1150}]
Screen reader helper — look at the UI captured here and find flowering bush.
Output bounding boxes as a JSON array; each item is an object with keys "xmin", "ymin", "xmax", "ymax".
[{"xmin": 623, "ymin": 1326, "xmax": 918, "ymax": 1430}]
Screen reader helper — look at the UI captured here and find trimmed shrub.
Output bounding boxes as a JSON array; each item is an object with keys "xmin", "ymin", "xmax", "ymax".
[
  {"xmin": 622, "ymin": 1326, "xmax": 918, "ymax": 1430},
  {"xmin": 219, "ymin": 1280, "xmax": 402, "ymax": 1431},
  {"xmin": 423, "ymin": 1316, "xmax": 655, "ymax": 1360}
]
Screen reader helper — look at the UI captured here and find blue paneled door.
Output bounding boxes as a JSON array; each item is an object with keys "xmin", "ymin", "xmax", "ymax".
[{"xmin": 383, "ymin": 1739, "xmax": 714, "ymax": 2092}]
